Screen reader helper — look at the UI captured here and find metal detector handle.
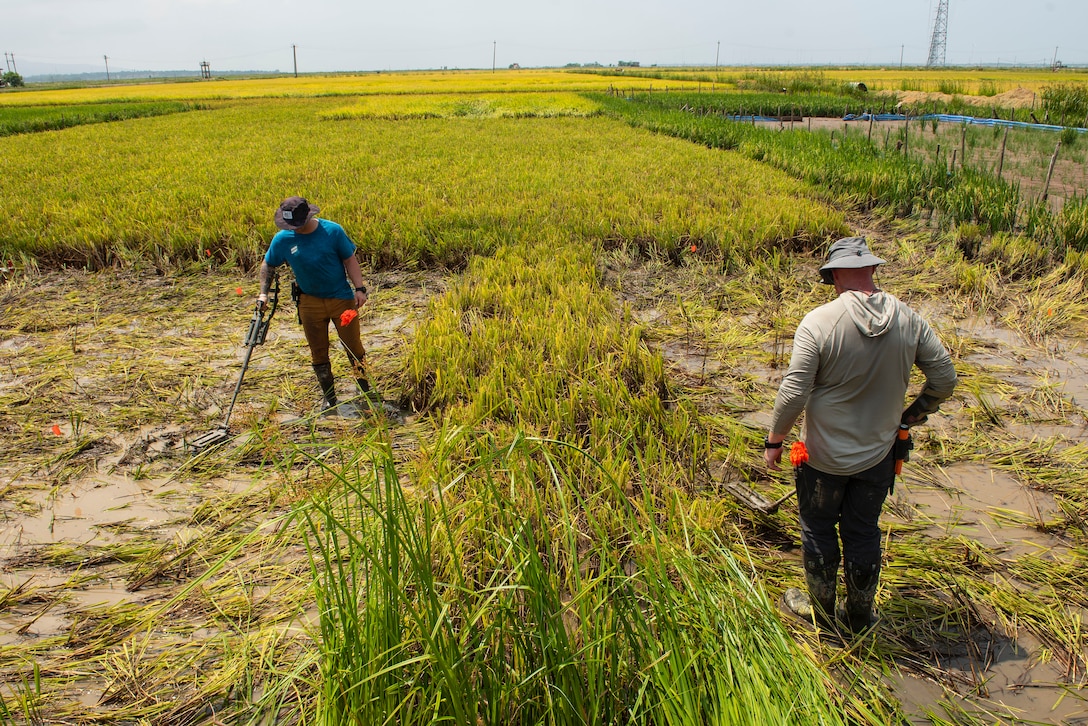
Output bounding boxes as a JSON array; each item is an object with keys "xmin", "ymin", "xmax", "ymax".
[
  {"xmin": 894, "ymin": 424, "xmax": 912, "ymax": 475},
  {"xmin": 246, "ymin": 272, "xmax": 279, "ymax": 346}
]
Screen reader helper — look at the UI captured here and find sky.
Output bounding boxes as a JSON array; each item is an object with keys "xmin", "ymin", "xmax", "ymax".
[{"xmin": 3, "ymin": 0, "xmax": 1086, "ymax": 78}]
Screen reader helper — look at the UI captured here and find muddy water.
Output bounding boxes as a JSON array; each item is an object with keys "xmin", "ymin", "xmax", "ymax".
[
  {"xmin": 0, "ymin": 424, "xmax": 256, "ymax": 644},
  {"xmin": 889, "ymin": 460, "xmax": 1086, "ymax": 722},
  {"xmin": 896, "ymin": 462, "xmax": 1065, "ymax": 557}
]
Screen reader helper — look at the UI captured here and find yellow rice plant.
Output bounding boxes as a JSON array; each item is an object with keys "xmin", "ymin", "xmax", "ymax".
[{"xmin": 0, "ymin": 69, "xmax": 701, "ymax": 106}]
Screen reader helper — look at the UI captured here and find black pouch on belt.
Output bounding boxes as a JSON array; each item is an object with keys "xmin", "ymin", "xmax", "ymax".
[{"xmin": 291, "ymin": 281, "xmax": 302, "ymax": 323}]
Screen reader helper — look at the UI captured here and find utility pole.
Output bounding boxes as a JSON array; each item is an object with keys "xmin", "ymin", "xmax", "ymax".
[
  {"xmin": 715, "ymin": 41, "xmax": 720, "ymax": 69},
  {"xmin": 4, "ymin": 52, "xmax": 16, "ymax": 73},
  {"xmin": 293, "ymin": 45, "xmax": 298, "ymax": 77},
  {"xmin": 1052, "ymin": 46, "xmax": 1059, "ymax": 69},
  {"xmin": 900, "ymin": 45, "xmax": 904, "ymax": 68},
  {"xmin": 104, "ymin": 55, "xmax": 111, "ymax": 82},
  {"xmin": 492, "ymin": 41, "xmax": 496, "ymax": 72}
]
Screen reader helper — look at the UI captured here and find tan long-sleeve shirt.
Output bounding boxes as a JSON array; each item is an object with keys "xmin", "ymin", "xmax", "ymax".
[{"xmin": 770, "ymin": 291, "xmax": 957, "ymax": 476}]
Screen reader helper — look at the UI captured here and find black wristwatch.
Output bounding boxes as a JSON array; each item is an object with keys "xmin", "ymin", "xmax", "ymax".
[
  {"xmin": 763, "ymin": 439, "xmax": 783, "ymax": 449},
  {"xmin": 354, "ymin": 286, "xmax": 367, "ymax": 294}
]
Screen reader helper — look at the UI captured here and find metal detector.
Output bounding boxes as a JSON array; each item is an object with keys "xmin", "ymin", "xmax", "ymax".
[{"xmin": 189, "ymin": 272, "xmax": 279, "ymax": 451}]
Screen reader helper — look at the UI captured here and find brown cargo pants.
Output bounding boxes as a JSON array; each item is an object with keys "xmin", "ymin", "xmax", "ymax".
[{"xmin": 297, "ymin": 293, "xmax": 366, "ymax": 378}]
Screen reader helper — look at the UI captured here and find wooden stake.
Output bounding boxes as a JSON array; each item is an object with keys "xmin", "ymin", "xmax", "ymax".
[
  {"xmin": 868, "ymin": 110, "xmax": 874, "ymax": 142},
  {"xmin": 997, "ymin": 127, "xmax": 1009, "ymax": 180},
  {"xmin": 1042, "ymin": 140, "xmax": 1061, "ymax": 202},
  {"xmin": 960, "ymin": 123, "xmax": 967, "ymax": 168}
]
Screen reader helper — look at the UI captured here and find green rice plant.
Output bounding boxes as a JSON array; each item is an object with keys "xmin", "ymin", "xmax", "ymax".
[
  {"xmin": 599, "ymin": 92, "xmax": 1004, "ymax": 227},
  {"xmin": 1041, "ymin": 83, "xmax": 1088, "ymax": 121},
  {"xmin": 0, "ymin": 101, "xmax": 202, "ymax": 136},
  {"xmin": 0, "ymin": 663, "xmax": 43, "ymax": 725},
  {"xmin": 937, "ymin": 80, "xmax": 966, "ymax": 96},
  {"xmin": 302, "ymin": 431, "xmax": 879, "ymax": 725}
]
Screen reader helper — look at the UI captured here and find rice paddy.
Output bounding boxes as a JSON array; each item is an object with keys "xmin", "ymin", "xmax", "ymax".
[{"xmin": 2, "ymin": 68, "xmax": 1088, "ymax": 724}]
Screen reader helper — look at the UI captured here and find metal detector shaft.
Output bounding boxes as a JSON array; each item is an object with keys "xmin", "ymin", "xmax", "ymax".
[
  {"xmin": 191, "ymin": 273, "xmax": 279, "ymax": 449},
  {"xmin": 216, "ymin": 306, "xmax": 263, "ymax": 430},
  {"xmin": 219, "ymin": 273, "xmax": 279, "ymax": 429}
]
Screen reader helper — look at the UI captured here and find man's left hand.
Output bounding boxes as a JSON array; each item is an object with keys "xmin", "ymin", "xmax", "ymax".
[
  {"xmin": 764, "ymin": 446, "xmax": 783, "ymax": 471},
  {"xmin": 353, "ymin": 290, "xmax": 367, "ymax": 308}
]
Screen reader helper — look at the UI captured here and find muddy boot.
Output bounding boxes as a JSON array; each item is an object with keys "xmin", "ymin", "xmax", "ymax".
[
  {"xmin": 783, "ymin": 551, "xmax": 838, "ymax": 627},
  {"xmin": 313, "ymin": 363, "xmax": 358, "ymax": 418},
  {"xmin": 842, "ymin": 561, "xmax": 881, "ymax": 633}
]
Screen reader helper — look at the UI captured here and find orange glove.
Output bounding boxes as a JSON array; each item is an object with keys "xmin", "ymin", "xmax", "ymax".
[{"xmin": 789, "ymin": 441, "xmax": 809, "ymax": 467}]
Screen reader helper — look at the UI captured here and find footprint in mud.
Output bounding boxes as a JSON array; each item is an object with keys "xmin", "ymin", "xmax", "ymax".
[{"xmin": 113, "ymin": 426, "xmax": 187, "ymax": 468}]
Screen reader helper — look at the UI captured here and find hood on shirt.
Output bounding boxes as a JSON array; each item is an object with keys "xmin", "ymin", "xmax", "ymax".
[{"xmin": 841, "ymin": 290, "xmax": 897, "ymax": 338}]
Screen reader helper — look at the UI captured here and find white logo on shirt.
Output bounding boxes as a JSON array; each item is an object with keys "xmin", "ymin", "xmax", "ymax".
[{"xmin": 290, "ymin": 245, "xmax": 299, "ymax": 255}]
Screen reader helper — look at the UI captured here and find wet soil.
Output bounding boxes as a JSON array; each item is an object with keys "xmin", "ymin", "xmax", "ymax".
[
  {"xmin": 4, "ymin": 243, "xmax": 1087, "ymax": 721},
  {"xmin": 604, "ymin": 235, "xmax": 1088, "ymax": 724},
  {"xmin": 0, "ymin": 267, "xmax": 444, "ymax": 718}
]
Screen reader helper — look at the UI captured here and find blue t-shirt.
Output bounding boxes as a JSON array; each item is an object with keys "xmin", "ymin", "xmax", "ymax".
[{"xmin": 265, "ymin": 219, "xmax": 356, "ymax": 300}]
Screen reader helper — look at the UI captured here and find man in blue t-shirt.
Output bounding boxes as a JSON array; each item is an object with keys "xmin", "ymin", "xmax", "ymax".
[{"xmin": 257, "ymin": 196, "xmax": 371, "ymax": 416}]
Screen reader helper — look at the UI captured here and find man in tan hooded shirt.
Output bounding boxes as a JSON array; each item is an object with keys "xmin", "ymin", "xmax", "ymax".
[{"xmin": 765, "ymin": 237, "xmax": 957, "ymax": 631}]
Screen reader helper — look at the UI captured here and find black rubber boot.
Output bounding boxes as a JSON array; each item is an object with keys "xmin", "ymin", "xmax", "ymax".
[
  {"xmin": 842, "ymin": 561, "xmax": 881, "ymax": 633},
  {"xmin": 314, "ymin": 363, "xmax": 359, "ymax": 417},
  {"xmin": 783, "ymin": 551, "xmax": 839, "ymax": 627},
  {"xmin": 313, "ymin": 363, "xmax": 338, "ymax": 410},
  {"xmin": 315, "ymin": 361, "xmax": 361, "ymax": 417}
]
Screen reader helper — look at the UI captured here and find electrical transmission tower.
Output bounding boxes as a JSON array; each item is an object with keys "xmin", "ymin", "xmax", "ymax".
[{"xmin": 927, "ymin": 0, "xmax": 949, "ymax": 66}]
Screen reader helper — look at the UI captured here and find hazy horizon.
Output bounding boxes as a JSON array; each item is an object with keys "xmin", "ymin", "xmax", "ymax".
[{"xmin": 5, "ymin": 0, "xmax": 1086, "ymax": 79}]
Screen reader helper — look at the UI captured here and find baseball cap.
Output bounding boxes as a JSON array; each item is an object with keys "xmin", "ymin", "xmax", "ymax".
[{"xmin": 274, "ymin": 196, "xmax": 320, "ymax": 230}]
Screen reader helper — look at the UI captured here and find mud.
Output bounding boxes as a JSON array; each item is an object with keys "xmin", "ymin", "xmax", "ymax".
[
  {"xmin": 894, "ymin": 462, "xmax": 1064, "ymax": 557},
  {"xmin": 4, "ymin": 250, "xmax": 1087, "ymax": 721},
  {"xmin": 622, "ymin": 246, "xmax": 1088, "ymax": 723},
  {"xmin": 0, "ymin": 268, "xmax": 444, "ymax": 663}
]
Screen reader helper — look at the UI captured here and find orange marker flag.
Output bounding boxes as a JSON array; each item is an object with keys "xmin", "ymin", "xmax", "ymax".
[
  {"xmin": 339, "ymin": 309, "xmax": 358, "ymax": 327},
  {"xmin": 51, "ymin": 424, "xmax": 62, "ymax": 436}
]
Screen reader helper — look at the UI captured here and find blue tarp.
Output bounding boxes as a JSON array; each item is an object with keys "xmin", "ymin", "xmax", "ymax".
[
  {"xmin": 843, "ymin": 112, "xmax": 1085, "ymax": 133},
  {"xmin": 723, "ymin": 112, "xmax": 1085, "ymax": 133}
]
